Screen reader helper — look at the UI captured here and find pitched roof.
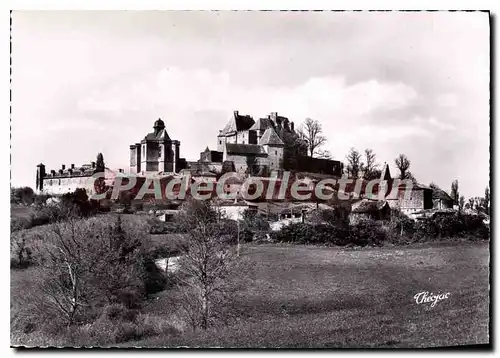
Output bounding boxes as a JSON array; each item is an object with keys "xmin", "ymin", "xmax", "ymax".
[
  {"xmin": 351, "ymin": 199, "xmax": 389, "ymax": 214},
  {"xmin": 221, "ymin": 111, "xmax": 255, "ymax": 134},
  {"xmin": 225, "ymin": 143, "xmax": 267, "ymax": 156},
  {"xmin": 249, "ymin": 117, "xmax": 274, "ymax": 131},
  {"xmin": 432, "ymin": 187, "xmax": 454, "ymax": 202},
  {"xmin": 260, "ymin": 127, "xmax": 284, "ymax": 146},
  {"xmin": 380, "ymin": 163, "xmax": 391, "ymax": 180},
  {"xmin": 144, "ymin": 129, "xmax": 170, "ymax": 141}
]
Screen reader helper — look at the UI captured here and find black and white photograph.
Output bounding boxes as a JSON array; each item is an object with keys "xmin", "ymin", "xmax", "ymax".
[{"xmin": 9, "ymin": 10, "xmax": 491, "ymax": 348}]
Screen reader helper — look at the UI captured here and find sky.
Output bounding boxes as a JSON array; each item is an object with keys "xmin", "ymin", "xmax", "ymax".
[{"xmin": 11, "ymin": 11, "xmax": 490, "ymax": 198}]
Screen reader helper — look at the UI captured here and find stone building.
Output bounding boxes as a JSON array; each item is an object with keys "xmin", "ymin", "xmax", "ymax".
[
  {"xmin": 129, "ymin": 118, "xmax": 186, "ymax": 175},
  {"xmin": 193, "ymin": 110, "xmax": 343, "ymax": 176},
  {"xmin": 35, "ymin": 162, "xmax": 118, "ymax": 195},
  {"xmin": 379, "ymin": 164, "xmax": 434, "ymax": 214}
]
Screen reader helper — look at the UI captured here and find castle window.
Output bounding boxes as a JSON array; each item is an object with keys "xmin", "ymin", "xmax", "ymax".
[{"xmin": 219, "ymin": 140, "xmax": 222, "ymax": 145}]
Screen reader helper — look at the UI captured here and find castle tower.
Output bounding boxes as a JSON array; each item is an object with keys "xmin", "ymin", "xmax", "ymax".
[
  {"xmin": 260, "ymin": 127, "xmax": 285, "ymax": 171},
  {"xmin": 129, "ymin": 118, "xmax": 181, "ymax": 175},
  {"xmin": 36, "ymin": 163, "xmax": 46, "ymax": 192}
]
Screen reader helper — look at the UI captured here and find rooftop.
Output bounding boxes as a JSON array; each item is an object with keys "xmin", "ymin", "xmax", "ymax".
[
  {"xmin": 260, "ymin": 127, "xmax": 284, "ymax": 146},
  {"xmin": 220, "ymin": 110, "xmax": 255, "ymax": 135},
  {"xmin": 225, "ymin": 143, "xmax": 267, "ymax": 156}
]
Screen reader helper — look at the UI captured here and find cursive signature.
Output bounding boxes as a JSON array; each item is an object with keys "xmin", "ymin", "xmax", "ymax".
[{"xmin": 413, "ymin": 291, "xmax": 450, "ymax": 307}]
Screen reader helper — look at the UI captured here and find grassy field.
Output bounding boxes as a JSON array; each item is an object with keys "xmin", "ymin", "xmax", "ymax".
[
  {"xmin": 10, "ymin": 204, "xmax": 34, "ymax": 219},
  {"xmin": 137, "ymin": 241, "xmax": 490, "ymax": 348},
  {"xmin": 11, "ymin": 211, "xmax": 489, "ymax": 348}
]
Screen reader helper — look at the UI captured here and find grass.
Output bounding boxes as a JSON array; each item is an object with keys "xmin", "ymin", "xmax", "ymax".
[
  {"xmin": 10, "ymin": 210, "xmax": 490, "ymax": 348},
  {"xmin": 11, "ymin": 204, "xmax": 35, "ymax": 219},
  {"xmin": 135, "ymin": 241, "xmax": 489, "ymax": 348}
]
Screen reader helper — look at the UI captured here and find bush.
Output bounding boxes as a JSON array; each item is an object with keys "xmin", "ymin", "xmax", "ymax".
[
  {"xmin": 271, "ymin": 219, "xmax": 388, "ymax": 247},
  {"xmin": 10, "ymin": 234, "xmax": 34, "ymax": 268},
  {"xmin": 270, "ymin": 223, "xmax": 351, "ymax": 246},
  {"xmin": 348, "ymin": 219, "xmax": 387, "ymax": 247},
  {"xmin": 67, "ymin": 308, "xmax": 181, "ymax": 346},
  {"xmin": 11, "ymin": 216, "xmax": 32, "ymax": 232},
  {"xmin": 412, "ymin": 213, "xmax": 489, "ymax": 240},
  {"xmin": 11, "ymin": 187, "xmax": 35, "ymax": 205}
]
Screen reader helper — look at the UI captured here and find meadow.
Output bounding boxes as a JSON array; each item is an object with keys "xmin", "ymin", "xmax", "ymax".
[
  {"xmin": 10, "ymin": 209, "xmax": 490, "ymax": 348},
  {"xmin": 134, "ymin": 240, "xmax": 490, "ymax": 348}
]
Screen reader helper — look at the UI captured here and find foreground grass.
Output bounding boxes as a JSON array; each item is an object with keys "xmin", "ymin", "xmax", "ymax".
[
  {"xmin": 136, "ymin": 241, "xmax": 489, "ymax": 348},
  {"xmin": 11, "ymin": 231, "xmax": 489, "ymax": 348}
]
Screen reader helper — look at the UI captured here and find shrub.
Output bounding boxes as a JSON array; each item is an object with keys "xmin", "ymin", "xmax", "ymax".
[
  {"xmin": 11, "ymin": 187, "xmax": 35, "ymax": 205},
  {"xmin": 67, "ymin": 309, "xmax": 181, "ymax": 346},
  {"xmin": 348, "ymin": 219, "xmax": 387, "ymax": 247},
  {"xmin": 10, "ymin": 234, "xmax": 34, "ymax": 268},
  {"xmin": 271, "ymin": 222, "xmax": 351, "ymax": 246},
  {"xmin": 413, "ymin": 213, "xmax": 489, "ymax": 240},
  {"xmin": 11, "ymin": 216, "xmax": 32, "ymax": 232},
  {"xmin": 271, "ymin": 219, "xmax": 387, "ymax": 247}
]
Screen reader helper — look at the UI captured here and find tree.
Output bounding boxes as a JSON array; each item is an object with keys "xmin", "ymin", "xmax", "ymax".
[
  {"xmin": 34, "ymin": 215, "xmax": 148, "ymax": 326},
  {"xmin": 394, "ymin": 154, "xmax": 411, "ymax": 180},
  {"xmin": 297, "ymin": 118, "xmax": 327, "ymax": 157},
  {"xmin": 281, "ymin": 130, "xmax": 307, "ymax": 170},
  {"xmin": 316, "ymin": 149, "xmax": 332, "ymax": 160},
  {"xmin": 459, "ymin": 196, "xmax": 465, "ymax": 212},
  {"xmin": 95, "ymin": 152, "xmax": 105, "ymax": 174},
  {"xmin": 484, "ymin": 186, "xmax": 490, "ymax": 215},
  {"xmin": 429, "ymin": 182, "xmax": 440, "ymax": 190},
  {"xmin": 174, "ymin": 199, "xmax": 240, "ymax": 330},
  {"xmin": 405, "ymin": 171, "xmax": 418, "ymax": 184},
  {"xmin": 450, "ymin": 180, "xmax": 459, "ymax": 206},
  {"xmin": 11, "ymin": 186, "xmax": 35, "ymax": 205},
  {"xmin": 467, "ymin": 197, "xmax": 475, "ymax": 211},
  {"xmin": 345, "ymin": 148, "xmax": 363, "ymax": 178},
  {"xmin": 363, "ymin": 149, "xmax": 380, "ymax": 180},
  {"xmin": 93, "ymin": 153, "xmax": 107, "ymax": 207}
]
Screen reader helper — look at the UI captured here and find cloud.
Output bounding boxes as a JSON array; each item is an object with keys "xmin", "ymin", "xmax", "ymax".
[{"xmin": 11, "ymin": 11, "xmax": 490, "ymax": 198}]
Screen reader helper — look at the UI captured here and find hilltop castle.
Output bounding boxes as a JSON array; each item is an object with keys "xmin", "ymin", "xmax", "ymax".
[
  {"xmin": 188, "ymin": 111, "xmax": 343, "ymax": 176},
  {"xmin": 35, "ymin": 111, "xmax": 343, "ymax": 195}
]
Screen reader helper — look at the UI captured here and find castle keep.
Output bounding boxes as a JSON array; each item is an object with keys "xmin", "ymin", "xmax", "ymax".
[
  {"xmin": 129, "ymin": 118, "xmax": 187, "ymax": 175},
  {"xmin": 190, "ymin": 111, "xmax": 343, "ymax": 176}
]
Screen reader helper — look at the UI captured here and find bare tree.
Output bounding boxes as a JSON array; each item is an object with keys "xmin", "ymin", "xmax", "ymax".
[
  {"xmin": 345, "ymin": 148, "xmax": 363, "ymax": 178},
  {"xmin": 297, "ymin": 118, "xmax": 328, "ymax": 157},
  {"xmin": 174, "ymin": 199, "xmax": 240, "ymax": 330},
  {"xmin": 316, "ymin": 149, "xmax": 332, "ymax": 159},
  {"xmin": 34, "ymin": 215, "xmax": 148, "ymax": 326},
  {"xmin": 394, "ymin": 154, "xmax": 411, "ymax": 180},
  {"xmin": 363, "ymin": 149, "xmax": 380, "ymax": 180}
]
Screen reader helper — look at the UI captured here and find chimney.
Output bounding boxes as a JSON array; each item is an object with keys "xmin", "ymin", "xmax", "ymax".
[
  {"xmin": 233, "ymin": 110, "xmax": 239, "ymax": 117},
  {"xmin": 290, "ymin": 121, "xmax": 295, "ymax": 131},
  {"xmin": 61, "ymin": 164, "xmax": 66, "ymax": 170},
  {"xmin": 91, "ymin": 162, "xmax": 96, "ymax": 168},
  {"xmin": 71, "ymin": 164, "xmax": 75, "ymax": 169},
  {"xmin": 50, "ymin": 170, "xmax": 56, "ymax": 175},
  {"xmin": 270, "ymin": 112, "xmax": 278, "ymax": 120},
  {"xmin": 119, "ymin": 169, "xmax": 123, "ymax": 173}
]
